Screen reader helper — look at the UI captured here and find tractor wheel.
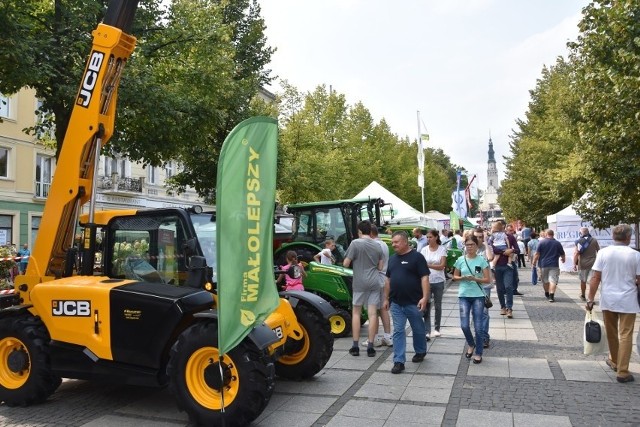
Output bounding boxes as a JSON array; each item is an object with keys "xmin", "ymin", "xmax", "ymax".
[
  {"xmin": 275, "ymin": 304, "xmax": 333, "ymax": 380},
  {"xmin": 167, "ymin": 321, "xmax": 274, "ymax": 426},
  {"xmin": 329, "ymin": 308, "xmax": 351, "ymax": 338},
  {"xmin": 0, "ymin": 315, "xmax": 61, "ymax": 406}
]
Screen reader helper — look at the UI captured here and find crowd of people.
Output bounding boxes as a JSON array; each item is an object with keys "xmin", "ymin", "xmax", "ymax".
[{"xmin": 335, "ymin": 219, "xmax": 639, "ymax": 379}]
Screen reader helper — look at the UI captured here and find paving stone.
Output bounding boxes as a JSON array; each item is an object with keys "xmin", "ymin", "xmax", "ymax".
[
  {"xmin": 456, "ymin": 409, "xmax": 512, "ymax": 426},
  {"xmin": 508, "ymin": 357, "xmax": 553, "ymax": 379},
  {"xmin": 387, "ymin": 403, "xmax": 445, "ymax": 425},
  {"xmin": 335, "ymin": 399, "xmax": 396, "ymax": 419}
]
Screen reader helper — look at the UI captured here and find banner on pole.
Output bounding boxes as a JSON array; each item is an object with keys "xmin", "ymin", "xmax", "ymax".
[{"xmin": 216, "ymin": 116, "xmax": 280, "ymax": 355}]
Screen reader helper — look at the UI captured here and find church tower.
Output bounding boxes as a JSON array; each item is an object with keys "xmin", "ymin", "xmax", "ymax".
[
  {"xmin": 487, "ymin": 137, "xmax": 499, "ymax": 189},
  {"xmin": 480, "ymin": 137, "xmax": 499, "ymax": 211}
]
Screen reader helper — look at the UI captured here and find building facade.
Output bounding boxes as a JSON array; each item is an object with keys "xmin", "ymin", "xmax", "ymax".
[{"xmin": 0, "ymin": 88, "xmax": 211, "ymax": 249}]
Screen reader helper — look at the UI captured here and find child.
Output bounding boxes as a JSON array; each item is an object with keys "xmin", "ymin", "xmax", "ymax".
[
  {"xmin": 279, "ymin": 250, "xmax": 306, "ymax": 291},
  {"xmin": 313, "ymin": 239, "xmax": 336, "ymax": 265},
  {"xmin": 487, "ymin": 222, "xmax": 512, "ymax": 269}
]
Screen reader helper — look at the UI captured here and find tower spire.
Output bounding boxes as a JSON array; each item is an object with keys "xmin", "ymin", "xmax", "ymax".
[{"xmin": 488, "ymin": 137, "xmax": 495, "ymax": 163}]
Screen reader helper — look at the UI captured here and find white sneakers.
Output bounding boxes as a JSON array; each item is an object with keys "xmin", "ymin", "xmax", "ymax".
[
  {"xmin": 361, "ymin": 336, "xmax": 393, "ymax": 347},
  {"xmin": 432, "ymin": 330, "xmax": 441, "ymax": 337}
]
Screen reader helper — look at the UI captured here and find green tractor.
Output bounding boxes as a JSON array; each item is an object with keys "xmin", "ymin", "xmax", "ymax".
[{"xmin": 274, "ymin": 198, "xmax": 391, "ymax": 337}]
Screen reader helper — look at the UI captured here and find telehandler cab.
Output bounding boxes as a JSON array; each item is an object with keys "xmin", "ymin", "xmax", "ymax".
[{"xmin": 0, "ymin": 1, "xmax": 334, "ymax": 425}]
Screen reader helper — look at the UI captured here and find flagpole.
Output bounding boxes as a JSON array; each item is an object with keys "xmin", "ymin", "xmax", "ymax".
[{"xmin": 417, "ymin": 111, "xmax": 425, "ymax": 214}]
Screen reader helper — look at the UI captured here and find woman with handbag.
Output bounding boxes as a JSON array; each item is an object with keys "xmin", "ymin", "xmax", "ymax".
[
  {"xmin": 453, "ymin": 235, "xmax": 491, "ymax": 364},
  {"xmin": 420, "ymin": 229, "xmax": 448, "ymax": 339}
]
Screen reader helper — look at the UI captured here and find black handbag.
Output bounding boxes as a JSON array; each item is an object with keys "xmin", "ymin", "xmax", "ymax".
[
  {"xmin": 464, "ymin": 258, "xmax": 492, "ymax": 308},
  {"xmin": 585, "ymin": 316, "xmax": 602, "ymax": 343}
]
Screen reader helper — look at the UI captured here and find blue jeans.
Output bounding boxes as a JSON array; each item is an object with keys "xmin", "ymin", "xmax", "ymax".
[
  {"xmin": 459, "ymin": 297, "xmax": 485, "ymax": 356},
  {"xmin": 424, "ymin": 281, "xmax": 445, "ymax": 334},
  {"xmin": 481, "ymin": 285, "xmax": 492, "ymax": 344},
  {"xmin": 511, "ymin": 261, "xmax": 520, "ymax": 292},
  {"xmin": 495, "ymin": 264, "xmax": 514, "ymax": 309},
  {"xmin": 390, "ymin": 302, "xmax": 427, "ymax": 363}
]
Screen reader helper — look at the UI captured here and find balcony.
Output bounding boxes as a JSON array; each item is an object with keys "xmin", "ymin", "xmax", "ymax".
[
  {"xmin": 98, "ymin": 174, "xmax": 144, "ymax": 194},
  {"xmin": 34, "ymin": 181, "xmax": 51, "ymax": 199}
]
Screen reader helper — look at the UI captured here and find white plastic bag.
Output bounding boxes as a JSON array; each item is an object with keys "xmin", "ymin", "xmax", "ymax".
[{"xmin": 583, "ymin": 310, "xmax": 608, "ymax": 355}]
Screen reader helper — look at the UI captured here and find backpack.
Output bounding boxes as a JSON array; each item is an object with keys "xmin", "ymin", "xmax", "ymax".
[{"xmin": 576, "ymin": 235, "xmax": 592, "ymax": 255}]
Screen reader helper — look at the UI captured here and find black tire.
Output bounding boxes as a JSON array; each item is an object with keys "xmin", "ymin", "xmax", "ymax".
[
  {"xmin": 275, "ymin": 304, "xmax": 333, "ymax": 380},
  {"xmin": 0, "ymin": 315, "xmax": 62, "ymax": 406},
  {"xmin": 167, "ymin": 321, "xmax": 275, "ymax": 426},
  {"xmin": 329, "ymin": 308, "xmax": 352, "ymax": 338}
]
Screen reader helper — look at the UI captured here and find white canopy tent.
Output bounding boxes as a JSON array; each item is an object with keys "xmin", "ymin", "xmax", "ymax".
[
  {"xmin": 546, "ymin": 203, "xmax": 631, "ymax": 271},
  {"xmin": 354, "ymin": 181, "xmax": 439, "ymax": 229}
]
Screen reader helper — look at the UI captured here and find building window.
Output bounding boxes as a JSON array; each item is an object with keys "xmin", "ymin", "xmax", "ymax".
[
  {"xmin": 0, "ymin": 148, "xmax": 8, "ymax": 178},
  {"xmin": 0, "ymin": 215, "xmax": 12, "ymax": 245},
  {"xmin": 36, "ymin": 154, "xmax": 53, "ymax": 198},
  {"xmin": 31, "ymin": 216, "xmax": 41, "ymax": 247},
  {"xmin": 35, "ymin": 99, "xmax": 55, "ymax": 140},
  {"xmin": 0, "ymin": 95, "xmax": 9, "ymax": 119},
  {"xmin": 165, "ymin": 161, "xmax": 176, "ymax": 179},
  {"xmin": 147, "ymin": 166, "xmax": 157, "ymax": 185},
  {"xmin": 105, "ymin": 156, "xmax": 129, "ymax": 178}
]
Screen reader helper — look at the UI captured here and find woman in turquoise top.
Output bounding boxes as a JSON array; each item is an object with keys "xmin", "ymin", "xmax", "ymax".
[{"xmin": 453, "ymin": 235, "xmax": 490, "ymax": 363}]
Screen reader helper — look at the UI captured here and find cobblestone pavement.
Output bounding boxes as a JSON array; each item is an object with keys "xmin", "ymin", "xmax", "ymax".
[{"xmin": 0, "ymin": 269, "xmax": 638, "ymax": 426}]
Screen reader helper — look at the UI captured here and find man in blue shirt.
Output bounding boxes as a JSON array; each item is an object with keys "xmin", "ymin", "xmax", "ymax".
[
  {"xmin": 532, "ymin": 229, "xmax": 566, "ymax": 302},
  {"xmin": 412, "ymin": 227, "xmax": 428, "ymax": 252}
]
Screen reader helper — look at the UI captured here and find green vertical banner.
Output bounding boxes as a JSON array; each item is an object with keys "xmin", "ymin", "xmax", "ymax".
[
  {"xmin": 450, "ymin": 211, "xmax": 460, "ymax": 231},
  {"xmin": 216, "ymin": 116, "xmax": 280, "ymax": 355}
]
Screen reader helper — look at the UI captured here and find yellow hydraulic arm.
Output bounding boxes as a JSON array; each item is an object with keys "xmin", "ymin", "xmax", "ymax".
[{"xmin": 17, "ymin": 1, "xmax": 139, "ymax": 303}]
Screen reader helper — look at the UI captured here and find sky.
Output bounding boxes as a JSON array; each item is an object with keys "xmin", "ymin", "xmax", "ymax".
[{"xmin": 257, "ymin": 0, "xmax": 589, "ymax": 192}]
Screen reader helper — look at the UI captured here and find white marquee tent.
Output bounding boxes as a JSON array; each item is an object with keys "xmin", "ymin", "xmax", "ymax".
[
  {"xmin": 354, "ymin": 181, "xmax": 439, "ymax": 229},
  {"xmin": 546, "ymin": 203, "xmax": 633, "ymax": 271}
]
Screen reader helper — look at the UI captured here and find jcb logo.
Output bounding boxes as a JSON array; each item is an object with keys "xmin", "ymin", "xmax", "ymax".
[
  {"xmin": 272, "ymin": 326, "xmax": 284, "ymax": 340},
  {"xmin": 52, "ymin": 300, "xmax": 91, "ymax": 317},
  {"xmin": 76, "ymin": 51, "xmax": 104, "ymax": 107}
]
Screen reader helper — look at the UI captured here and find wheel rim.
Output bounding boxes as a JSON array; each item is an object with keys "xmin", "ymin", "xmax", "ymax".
[
  {"xmin": 185, "ymin": 347, "xmax": 239, "ymax": 409},
  {"xmin": 0, "ymin": 337, "xmax": 31, "ymax": 389},
  {"xmin": 277, "ymin": 324, "xmax": 310, "ymax": 365},
  {"xmin": 329, "ymin": 314, "xmax": 347, "ymax": 335}
]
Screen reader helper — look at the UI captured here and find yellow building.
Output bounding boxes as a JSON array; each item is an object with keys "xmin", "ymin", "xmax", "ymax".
[{"xmin": 0, "ymin": 88, "xmax": 212, "ymax": 248}]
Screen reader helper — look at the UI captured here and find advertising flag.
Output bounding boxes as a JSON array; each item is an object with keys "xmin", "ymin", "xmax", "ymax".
[
  {"xmin": 450, "ymin": 210, "xmax": 460, "ymax": 231},
  {"xmin": 417, "ymin": 135, "xmax": 426, "ymax": 188},
  {"xmin": 216, "ymin": 117, "xmax": 280, "ymax": 355}
]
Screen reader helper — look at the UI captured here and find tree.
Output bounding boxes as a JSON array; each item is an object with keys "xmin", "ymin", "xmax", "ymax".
[
  {"xmin": 569, "ymin": 0, "xmax": 640, "ymax": 228},
  {"xmin": 500, "ymin": 57, "xmax": 582, "ymax": 228},
  {"xmin": 275, "ymin": 82, "xmax": 463, "ymax": 214},
  {"xmin": 0, "ymin": 0, "xmax": 274, "ymax": 201}
]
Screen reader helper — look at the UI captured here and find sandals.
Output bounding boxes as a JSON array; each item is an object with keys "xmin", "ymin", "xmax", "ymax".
[
  {"xmin": 465, "ymin": 346, "xmax": 474, "ymax": 359},
  {"xmin": 473, "ymin": 356, "xmax": 482, "ymax": 364}
]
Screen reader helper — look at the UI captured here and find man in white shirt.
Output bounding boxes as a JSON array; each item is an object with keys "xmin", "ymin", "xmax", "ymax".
[{"xmin": 586, "ymin": 224, "xmax": 640, "ymax": 383}]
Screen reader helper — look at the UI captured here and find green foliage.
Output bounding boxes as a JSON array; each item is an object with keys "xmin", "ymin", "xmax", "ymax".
[
  {"xmin": 0, "ymin": 0, "xmax": 273, "ymax": 199},
  {"xmin": 569, "ymin": 0, "xmax": 640, "ymax": 228},
  {"xmin": 499, "ymin": 57, "xmax": 582, "ymax": 228},
  {"xmin": 276, "ymin": 83, "xmax": 460, "ymax": 213}
]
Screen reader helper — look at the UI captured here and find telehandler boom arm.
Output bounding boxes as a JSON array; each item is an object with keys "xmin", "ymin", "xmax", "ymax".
[{"xmin": 18, "ymin": 1, "xmax": 139, "ymax": 302}]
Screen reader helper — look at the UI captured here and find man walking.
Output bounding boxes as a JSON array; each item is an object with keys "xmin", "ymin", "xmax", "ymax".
[
  {"xmin": 574, "ymin": 227, "xmax": 600, "ymax": 301},
  {"xmin": 343, "ymin": 220, "xmax": 384, "ymax": 357},
  {"xmin": 488, "ymin": 220, "xmax": 519, "ymax": 318},
  {"xmin": 363, "ymin": 226, "xmax": 392, "ymax": 347},
  {"xmin": 532, "ymin": 229, "xmax": 565, "ymax": 302},
  {"xmin": 383, "ymin": 231, "xmax": 429, "ymax": 374},
  {"xmin": 506, "ymin": 223, "xmax": 523, "ymax": 296},
  {"xmin": 586, "ymin": 224, "xmax": 640, "ymax": 383}
]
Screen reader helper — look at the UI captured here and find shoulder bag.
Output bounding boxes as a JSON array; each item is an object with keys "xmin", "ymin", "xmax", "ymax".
[{"xmin": 464, "ymin": 257, "xmax": 492, "ymax": 308}]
